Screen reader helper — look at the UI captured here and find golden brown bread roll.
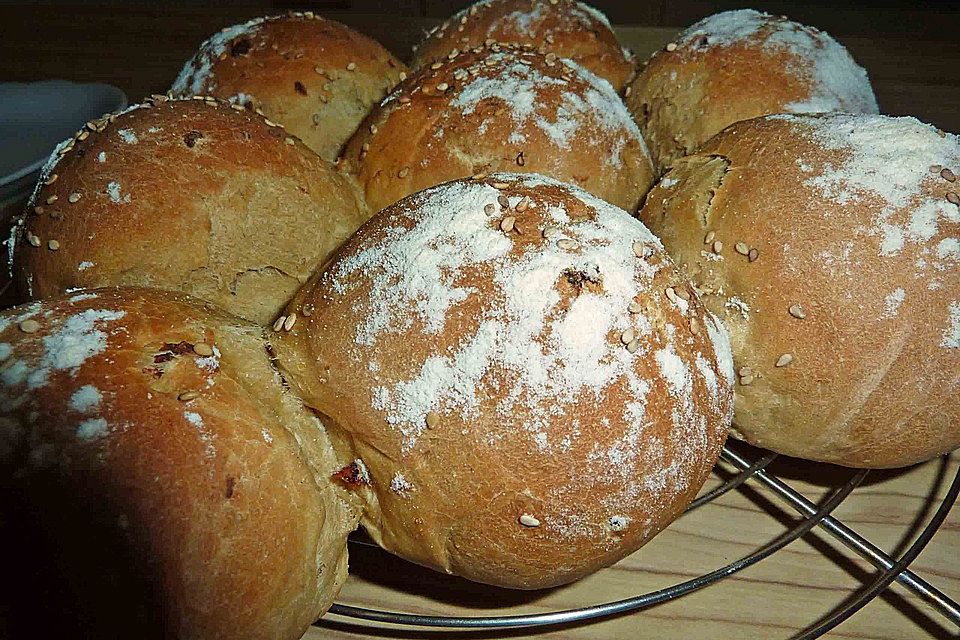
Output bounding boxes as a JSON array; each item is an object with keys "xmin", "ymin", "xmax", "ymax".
[
  {"xmin": 9, "ymin": 96, "xmax": 369, "ymax": 325},
  {"xmin": 412, "ymin": 0, "xmax": 634, "ymax": 92},
  {"xmin": 637, "ymin": 113, "xmax": 960, "ymax": 468},
  {"xmin": 626, "ymin": 9, "xmax": 879, "ymax": 173},
  {"xmin": 343, "ymin": 44, "xmax": 654, "ymax": 215},
  {"xmin": 272, "ymin": 173, "xmax": 734, "ymax": 589},
  {"xmin": 172, "ymin": 12, "xmax": 408, "ymax": 162},
  {"xmin": 0, "ymin": 287, "xmax": 360, "ymax": 638}
]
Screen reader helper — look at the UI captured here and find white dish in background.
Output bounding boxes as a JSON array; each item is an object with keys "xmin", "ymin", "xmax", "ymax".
[{"xmin": 0, "ymin": 80, "xmax": 127, "ymax": 210}]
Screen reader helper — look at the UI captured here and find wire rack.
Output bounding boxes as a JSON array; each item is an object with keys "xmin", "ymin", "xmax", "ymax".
[{"xmin": 320, "ymin": 440, "xmax": 960, "ymax": 638}]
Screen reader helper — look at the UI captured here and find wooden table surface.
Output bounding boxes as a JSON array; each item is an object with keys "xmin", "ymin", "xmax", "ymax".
[{"xmin": 1, "ymin": 5, "xmax": 958, "ymax": 638}]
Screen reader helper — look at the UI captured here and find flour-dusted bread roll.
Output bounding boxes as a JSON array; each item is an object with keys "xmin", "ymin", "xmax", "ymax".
[
  {"xmin": 343, "ymin": 44, "xmax": 654, "ymax": 215},
  {"xmin": 638, "ymin": 113, "xmax": 960, "ymax": 468},
  {"xmin": 412, "ymin": 0, "xmax": 633, "ymax": 92},
  {"xmin": 0, "ymin": 288, "xmax": 360, "ymax": 638},
  {"xmin": 272, "ymin": 173, "xmax": 733, "ymax": 589},
  {"xmin": 10, "ymin": 96, "xmax": 369, "ymax": 325},
  {"xmin": 172, "ymin": 12, "xmax": 408, "ymax": 161},
  {"xmin": 626, "ymin": 9, "xmax": 879, "ymax": 173}
]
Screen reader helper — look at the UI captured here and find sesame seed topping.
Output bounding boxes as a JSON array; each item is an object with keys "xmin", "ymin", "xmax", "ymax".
[
  {"xmin": 626, "ymin": 338, "xmax": 640, "ymax": 353},
  {"xmin": 632, "ymin": 241, "xmax": 646, "ymax": 258},
  {"xmin": 178, "ymin": 390, "xmax": 199, "ymax": 402},
  {"xmin": 33, "ymin": 206, "xmax": 43, "ymax": 215},
  {"xmin": 436, "ymin": 82, "xmax": 449, "ymax": 92},
  {"xmin": 484, "ymin": 203, "xmax": 496, "ymax": 216},
  {"xmin": 712, "ymin": 240, "xmax": 723, "ymax": 254},
  {"xmin": 425, "ymin": 411, "xmax": 440, "ymax": 429},
  {"xmin": 272, "ymin": 316, "xmax": 286, "ymax": 332},
  {"xmin": 67, "ymin": 193, "xmax": 81, "ymax": 204},
  {"xmin": 557, "ymin": 238, "xmax": 578, "ymax": 251},
  {"xmin": 18, "ymin": 319, "xmax": 40, "ymax": 333},
  {"xmin": 492, "ymin": 181, "xmax": 510, "ymax": 189},
  {"xmin": 45, "ymin": 195, "xmax": 58, "ymax": 205},
  {"xmin": 497, "ymin": 194, "xmax": 510, "ymax": 208},
  {"xmin": 346, "ymin": 62, "xmax": 357, "ymax": 71},
  {"xmin": 44, "ymin": 173, "xmax": 58, "ymax": 185},
  {"xmin": 664, "ymin": 287, "xmax": 678, "ymax": 303},
  {"xmin": 283, "ymin": 313, "xmax": 297, "ymax": 331},
  {"xmin": 398, "ymin": 95, "xmax": 411, "ymax": 104},
  {"xmin": 620, "ymin": 327, "xmax": 636, "ymax": 344},
  {"xmin": 515, "ymin": 197, "xmax": 529, "ymax": 212},
  {"xmin": 689, "ymin": 317, "xmax": 700, "ymax": 334},
  {"xmin": 941, "ymin": 168, "xmax": 956, "ymax": 182},
  {"xmin": 518, "ymin": 514, "xmax": 540, "ymax": 527},
  {"xmin": 776, "ymin": 353, "xmax": 794, "ymax": 367},
  {"xmin": 285, "ymin": 137, "xmax": 296, "ymax": 145},
  {"xmin": 739, "ymin": 374, "xmax": 755, "ymax": 386},
  {"xmin": 399, "ymin": 71, "xmax": 407, "ymax": 81},
  {"xmin": 666, "ymin": 42, "xmax": 678, "ymax": 51},
  {"xmin": 500, "ymin": 216, "xmax": 516, "ymax": 233},
  {"xmin": 430, "ymin": 62, "xmax": 443, "ymax": 70},
  {"xmin": 47, "ymin": 239, "xmax": 60, "ymax": 251},
  {"xmin": 735, "ymin": 242, "xmax": 749, "ymax": 255},
  {"xmin": 628, "ymin": 301, "xmax": 642, "ymax": 314},
  {"xmin": 947, "ymin": 192, "xmax": 960, "ymax": 205},
  {"xmin": 788, "ymin": 304, "xmax": 806, "ymax": 319},
  {"xmin": 193, "ymin": 342, "xmax": 214, "ymax": 357},
  {"xmin": 704, "ymin": 230, "xmax": 715, "ymax": 244},
  {"xmin": 301, "ymin": 305, "xmax": 314, "ymax": 317},
  {"xmin": 930, "ymin": 164, "xmax": 943, "ymax": 174},
  {"xmin": 27, "ymin": 233, "xmax": 41, "ymax": 248},
  {"xmin": 748, "ymin": 248, "xmax": 759, "ymax": 262},
  {"xmin": 542, "ymin": 226, "xmax": 559, "ymax": 239},
  {"xmin": 738, "ymin": 366, "xmax": 753, "ymax": 377},
  {"xmin": 676, "ymin": 287, "xmax": 690, "ymax": 300},
  {"xmin": 369, "ymin": 124, "xmax": 378, "ymax": 135},
  {"xmin": 398, "ymin": 167, "xmax": 410, "ymax": 178}
]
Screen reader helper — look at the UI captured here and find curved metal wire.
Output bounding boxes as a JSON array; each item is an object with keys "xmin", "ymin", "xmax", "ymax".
[
  {"xmin": 325, "ymin": 459, "xmax": 867, "ymax": 629},
  {"xmin": 686, "ymin": 450, "xmax": 777, "ymax": 512},
  {"xmin": 722, "ymin": 447, "xmax": 960, "ymax": 626}
]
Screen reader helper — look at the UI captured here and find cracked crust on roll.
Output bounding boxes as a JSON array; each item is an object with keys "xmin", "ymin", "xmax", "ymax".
[
  {"xmin": 0, "ymin": 287, "xmax": 360, "ymax": 638},
  {"xmin": 271, "ymin": 173, "xmax": 733, "ymax": 589},
  {"xmin": 638, "ymin": 113, "xmax": 960, "ymax": 468},
  {"xmin": 10, "ymin": 96, "xmax": 369, "ymax": 325}
]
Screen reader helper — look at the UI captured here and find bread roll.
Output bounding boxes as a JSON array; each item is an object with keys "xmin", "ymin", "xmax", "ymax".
[
  {"xmin": 342, "ymin": 44, "xmax": 654, "ymax": 214},
  {"xmin": 272, "ymin": 173, "xmax": 733, "ymax": 589},
  {"xmin": 0, "ymin": 287, "xmax": 360, "ymax": 638},
  {"xmin": 412, "ymin": 0, "xmax": 633, "ymax": 92},
  {"xmin": 637, "ymin": 113, "xmax": 960, "ymax": 468},
  {"xmin": 172, "ymin": 12, "xmax": 408, "ymax": 162},
  {"xmin": 10, "ymin": 96, "xmax": 369, "ymax": 325},
  {"xmin": 626, "ymin": 9, "xmax": 879, "ymax": 173}
]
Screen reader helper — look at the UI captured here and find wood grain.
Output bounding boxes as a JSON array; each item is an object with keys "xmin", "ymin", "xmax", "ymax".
[{"xmin": 0, "ymin": 6, "xmax": 957, "ymax": 638}]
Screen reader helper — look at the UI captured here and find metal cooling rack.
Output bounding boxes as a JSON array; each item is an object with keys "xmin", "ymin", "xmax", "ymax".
[{"xmin": 322, "ymin": 441, "xmax": 960, "ymax": 638}]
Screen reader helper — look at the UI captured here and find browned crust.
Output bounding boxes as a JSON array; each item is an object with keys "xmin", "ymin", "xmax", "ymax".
[
  {"xmin": 172, "ymin": 12, "xmax": 409, "ymax": 162},
  {"xmin": 638, "ymin": 114, "xmax": 960, "ymax": 468},
  {"xmin": 342, "ymin": 43, "xmax": 653, "ymax": 215},
  {"xmin": 413, "ymin": 0, "xmax": 633, "ymax": 92},
  {"xmin": 0, "ymin": 287, "xmax": 361, "ymax": 637},
  {"xmin": 11, "ymin": 97, "xmax": 369, "ymax": 325},
  {"xmin": 272, "ymin": 173, "xmax": 732, "ymax": 588}
]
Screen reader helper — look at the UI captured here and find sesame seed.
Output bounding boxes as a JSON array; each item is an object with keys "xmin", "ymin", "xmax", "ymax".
[
  {"xmin": 283, "ymin": 313, "xmax": 297, "ymax": 331},
  {"xmin": 632, "ymin": 241, "xmax": 646, "ymax": 258},
  {"xmin": 346, "ymin": 62, "xmax": 357, "ymax": 71},
  {"xmin": 739, "ymin": 374, "xmax": 755, "ymax": 386},
  {"xmin": 788, "ymin": 304, "xmax": 806, "ymax": 319},
  {"xmin": 301, "ymin": 305, "xmax": 314, "ymax": 317},
  {"xmin": 44, "ymin": 173, "xmax": 58, "ymax": 185},
  {"xmin": 626, "ymin": 338, "xmax": 640, "ymax": 353},
  {"xmin": 628, "ymin": 301, "xmax": 642, "ymax": 314},
  {"xmin": 500, "ymin": 216, "xmax": 516, "ymax": 233},
  {"xmin": 676, "ymin": 287, "xmax": 690, "ymax": 300},
  {"xmin": 776, "ymin": 353, "xmax": 794, "ymax": 367},
  {"xmin": 557, "ymin": 238, "xmax": 578, "ymax": 251},
  {"xmin": 497, "ymin": 194, "xmax": 510, "ymax": 208},
  {"xmin": 45, "ymin": 195, "xmax": 58, "ymax": 205},
  {"xmin": 47, "ymin": 239, "xmax": 60, "ymax": 251},
  {"xmin": 666, "ymin": 42, "xmax": 678, "ymax": 51},
  {"xmin": 398, "ymin": 95, "xmax": 411, "ymax": 104},
  {"xmin": 735, "ymin": 242, "xmax": 749, "ymax": 255},
  {"xmin": 942, "ymin": 168, "xmax": 956, "ymax": 182},
  {"xmin": 436, "ymin": 82, "xmax": 449, "ymax": 92},
  {"xmin": 362, "ymin": 142, "xmax": 371, "ymax": 152},
  {"xmin": 930, "ymin": 164, "xmax": 943, "ymax": 173},
  {"xmin": 399, "ymin": 71, "xmax": 407, "ymax": 81},
  {"xmin": 178, "ymin": 390, "xmax": 199, "ymax": 402},
  {"xmin": 712, "ymin": 240, "xmax": 723, "ymax": 254},
  {"xmin": 193, "ymin": 342, "xmax": 214, "ymax": 357},
  {"xmin": 738, "ymin": 366, "xmax": 753, "ymax": 377},
  {"xmin": 518, "ymin": 514, "xmax": 540, "ymax": 527},
  {"xmin": 947, "ymin": 192, "xmax": 960, "ymax": 205},
  {"xmin": 425, "ymin": 411, "xmax": 440, "ymax": 429},
  {"xmin": 78, "ymin": 131, "xmax": 89, "ymax": 141},
  {"xmin": 483, "ymin": 203, "xmax": 496, "ymax": 216},
  {"xmin": 398, "ymin": 167, "xmax": 410, "ymax": 178},
  {"xmin": 620, "ymin": 327, "xmax": 635, "ymax": 344},
  {"xmin": 689, "ymin": 317, "xmax": 700, "ymax": 334},
  {"xmin": 430, "ymin": 62, "xmax": 443, "ymax": 70},
  {"xmin": 448, "ymin": 48, "xmax": 460, "ymax": 59},
  {"xmin": 748, "ymin": 248, "xmax": 759, "ymax": 262},
  {"xmin": 542, "ymin": 226, "xmax": 559, "ymax": 239},
  {"xmin": 664, "ymin": 287, "xmax": 678, "ymax": 303},
  {"xmin": 33, "ymin": 206, "xmax": 43, "ymax": 215},
  {"xmin": 515, "ymin": 197, "xmax": 529, "ymax": 212},
  {"xmin": 273, "ymin": 316, "xmax": 286, "ymax": 332},
  {"xmin": 285, "ymin": 137, "xmax": 296, "ymax": 145},
  {"xmin": 369, "ymin": 124, "xmax": 378, "ymax": 135},
  {"xmin": 704, "ymin": 230, "xmax": 715, "ymax": 244},
  {"xmin": 27, "ymin": 234, "xmax": 41, "ymax": 247},
  {"xmin": 68, "ymin": 193, "xmax": 81, "ymax": 204},
  {"xmin": 19, "ymin": 319, "xmax": 40, "ymax": 333},
  {"xmin": 492, "ymin": 181, "xmax": 510, "ymax": 189},
  {"xmin": 545, "ymin": 34, "xmax": 555, "ymax": 44}
]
